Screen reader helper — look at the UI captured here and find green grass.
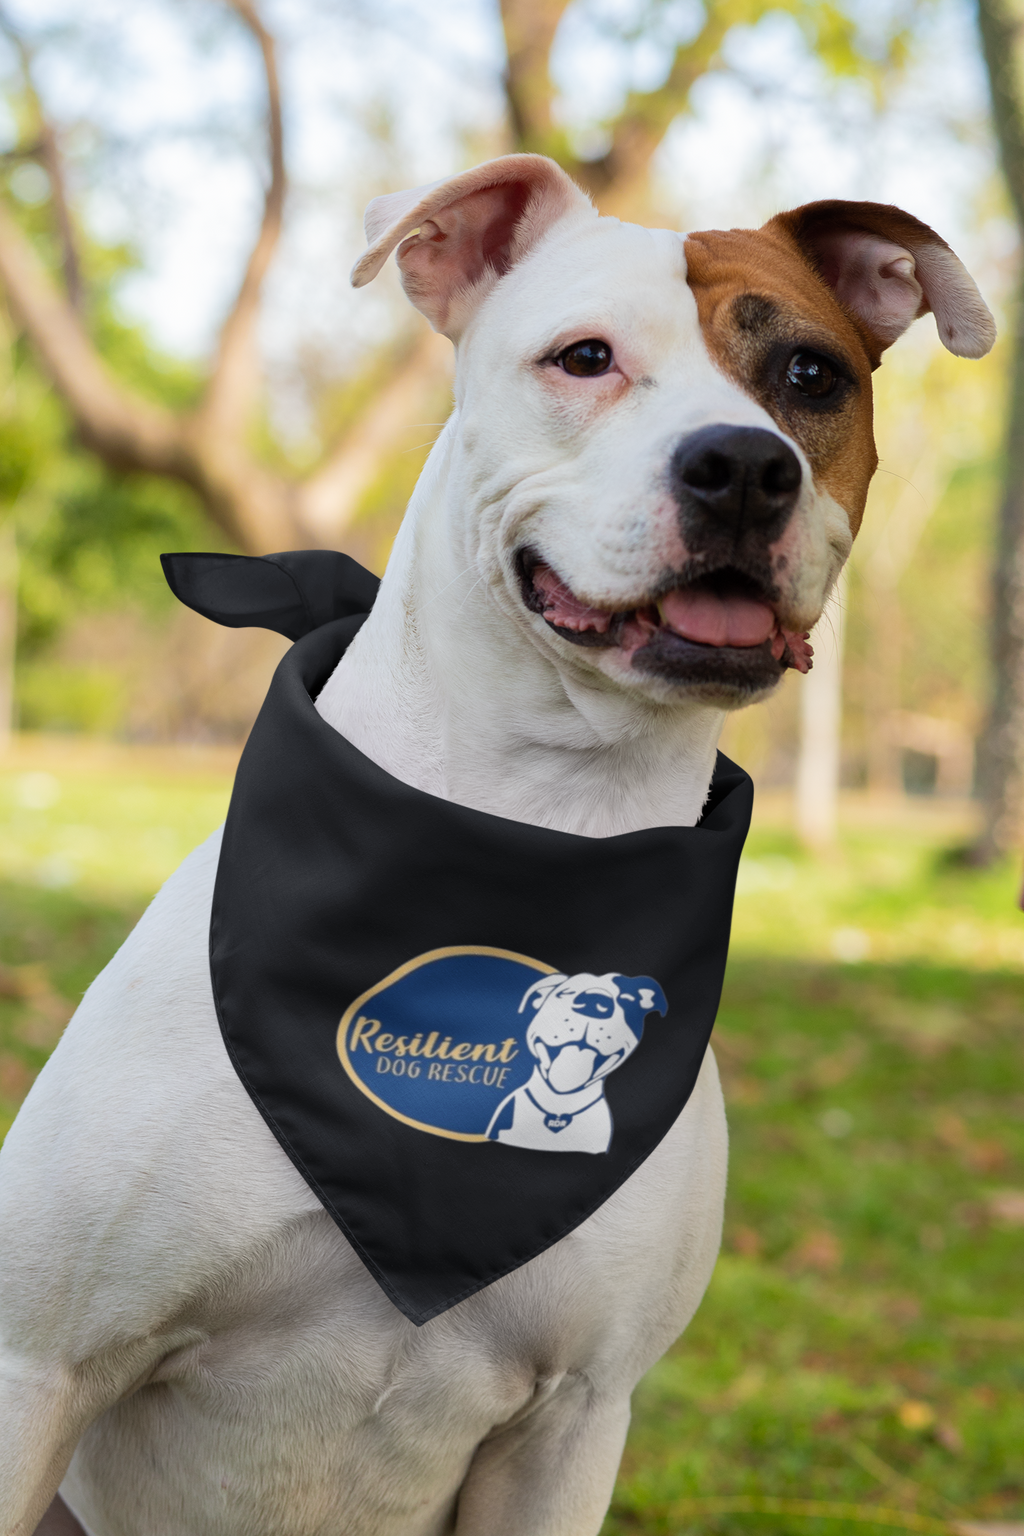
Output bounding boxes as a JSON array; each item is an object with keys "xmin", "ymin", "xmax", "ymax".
[
  {"xmin": 605, "ymin": 811, "xmax": 1024, "ymax": 1536},
  {"xmin": 607, "ymin": 954, "xmax": 1023, "ymax": 1535},
  {"xmin": 0, "ymin": 737, "xmax": 234, "ymax": 1137},
  {"xmin": 0, "ymin": 880, "xmax": 143, "ymax": 1129},
  {"xmin": 0, "ymin": 743, "xmax": 1021, "ymax": 1530}
]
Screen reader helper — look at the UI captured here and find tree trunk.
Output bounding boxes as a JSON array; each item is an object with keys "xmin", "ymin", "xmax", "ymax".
[
  {"xmin": 795, "ymin": 572, "xmax": 847, "ymax": 850},
  {"xmin": 975, "ymin": 0, "xmax": 1024, "ymax": 859},
  {"xmin": 858, "ymin": 438, "xmax": 941, "ymax": 797},
  {"xmin": 865, "ymin": 570, "xmax": 903, "ymax": 796},
  {"xmin": 974, "ymin": 262, "xmax": 1024, "ymax": 856}
]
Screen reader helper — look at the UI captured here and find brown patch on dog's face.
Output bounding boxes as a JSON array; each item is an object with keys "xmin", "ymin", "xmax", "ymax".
[{"xmin": 684, "ymin": 223, "xmax": 879, "ymax": 534}]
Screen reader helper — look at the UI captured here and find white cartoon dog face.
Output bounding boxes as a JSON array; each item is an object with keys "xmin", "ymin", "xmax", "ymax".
[{"xmin": 519, "ymin": 972, "xmax": 667, "ymax": 1094}]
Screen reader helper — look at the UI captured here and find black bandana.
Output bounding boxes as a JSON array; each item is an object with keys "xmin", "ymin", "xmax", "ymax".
[{"xmin": 163, "ymin": 551, "xmax": 753, "ymax": 1325}]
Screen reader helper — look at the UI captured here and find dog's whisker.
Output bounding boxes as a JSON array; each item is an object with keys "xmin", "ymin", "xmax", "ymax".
[
  {"xmin": 453, "ymin": 573, "xmax": 487, "ymax": 617},
  {"xmin": 418, "ymin": 565, "xmax": 479, "ymax": 611}
]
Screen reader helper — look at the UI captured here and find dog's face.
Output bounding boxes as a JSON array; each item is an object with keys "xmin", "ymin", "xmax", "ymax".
[
  {"xmin": 454, "ymin": 216, "xmax": 864, "ymax": 706},
  {"xmin": 520, "ymin": 972, "xmax": 667, "ymax": 1095},
  {"xmin": 353, "ymin": 157, "xmax": 993, "ymax": 709}
]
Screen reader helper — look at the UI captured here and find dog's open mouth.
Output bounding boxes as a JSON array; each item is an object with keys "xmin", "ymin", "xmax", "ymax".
[{"xmin": 519, "ymin": 553, "xmax": 813, "ymax": 692}]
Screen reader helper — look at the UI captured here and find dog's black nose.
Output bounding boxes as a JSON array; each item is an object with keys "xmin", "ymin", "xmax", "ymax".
[{"xmin": 670, "ymin": 425, "xmax": 801, "ymax": 536}]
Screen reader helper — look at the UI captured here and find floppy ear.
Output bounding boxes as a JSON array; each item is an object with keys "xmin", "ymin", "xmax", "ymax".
[
  {"xmin": 350, "ymin": 153, "xmax": 594, "ymax": 339},
  {"xmin": 767, "ymin": 200, "xmax": 995, "ymax": 361},
  {"xmin": 612, "ymin": 976, "xmax": 668, "ymax": 1037},
  {"xmin": 519, "ymin": 974, "xmax": 568, "ymax": 1015}
]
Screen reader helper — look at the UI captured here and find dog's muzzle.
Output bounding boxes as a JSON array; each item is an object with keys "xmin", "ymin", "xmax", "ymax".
[
  {"xmin": 669, "ymin": 423, "xmax": 802, "ymax": 550},
  {"xmin": 517, "ymin": 423, "xmax": 814, "ymax": 699}
]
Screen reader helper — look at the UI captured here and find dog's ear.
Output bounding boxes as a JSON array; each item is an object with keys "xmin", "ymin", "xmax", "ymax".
[
  {"xmin": 612, "ymin": 977, "xmax": 668, "ymax": 1036},
  {"xmin": 518, "ymin": 974, "xmax": 568, "ymax": 1014},
  {"xmin": 350, "ymin": 154, "xmax": 593, "ymax": 338},
  {"xmin": 605, "ymin": 976, "xmax": 667, "ymax": 1049},
  {"xmin": 766, "ymin": 201, "xmax": 995, "ymax": 361}
]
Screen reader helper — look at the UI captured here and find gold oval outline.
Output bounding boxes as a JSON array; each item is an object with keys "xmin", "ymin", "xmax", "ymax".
[{"xmin": 336, "ymin": 945, "xmax": 557, "ymax": 1142}]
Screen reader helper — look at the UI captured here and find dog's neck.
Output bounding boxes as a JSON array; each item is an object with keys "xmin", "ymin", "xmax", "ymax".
[{"xmin": 316, "ymin": 424, "xmax": 725, "ymax": 838}]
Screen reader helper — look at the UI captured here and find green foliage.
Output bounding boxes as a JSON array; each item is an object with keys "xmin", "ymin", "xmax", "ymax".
[
  {"xmin": 554, "ymin": 0, "xmax": 924, "ymax": 172},
  {"xmin": 0, "ymin": 163, "xmax": 220, "ymax": 732},
  {"xmin": 0, "ymin": 413, "xmax": 38, "ymax": 507},
  {"xmin": 786, "ymin": 0, "xmax": 921, "ymax": 89},
  {"xmin": 87, "ymin": 304, "xmax": 204, "ymax": 415},
  {"xmin": 0, "ymin": 744, "xmax": 231, "ymax": 1135},
  {"xmin": 0, "ymin": 876, "xmax": 142, "ymax": 1131},
  {"xmin": 15, "ymin": 664, "xmax": 126, "ymax": 735},
  {"xmin": 0, "ymin": 84, "xmax": 217, "ymax": 689},
  {"xmin": 15, "ymin": 466, "xmax": 217, "ymax": 660}
]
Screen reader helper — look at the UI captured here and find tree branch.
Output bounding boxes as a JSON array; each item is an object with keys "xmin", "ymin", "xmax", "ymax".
[
  {"xmin": 0, "ymin": 199, "xmax": 179, "ymax": 470},
  {"xmin": 497, "ymin": 0, "xmax": 737, "ymax": 211},
  {"xmin": 36, "ymin": 117, "xmax": 83, "ymax": 313},
  {"xmin": 501, "ymin": 0, "xmax": 870, "ymax": 215},
  {"xmin": 977, "ymin": 0, "xmax": 1024, "ymax": 230},
  {"xmin": 570, "ymin": 7, "xmax": 733, "ymax": 203},
  {"xmin": 0, "ymin": 0, "xmax": 306, "ymax": 553},
  {"xmin": 298, "ymin": 329, "xmax": 452, "ymax": 540},
  {"xmin": 197, "ymin": 0, "xmax": 287, "ymax": 443},
  {"xmin": 0, "ymin": 195, "xmax": 301, "ymax": 551},
  {"xmin": 0, "ymin": 6, "xmax": 83, "ymax": 311},
  {"xmin": 499, "ymin": 0, "xmax": 574, "ymax": 157},
  {"xmin": 0, "ymin": 0, "xmax": 585, "ymax": 561}
]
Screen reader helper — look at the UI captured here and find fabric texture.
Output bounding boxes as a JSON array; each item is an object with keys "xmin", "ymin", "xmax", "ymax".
[
  {"xmin": 160, "ymin": 549, "xmax": 379, "ymax": 640},
  {"xmin": 166, "ymin": 551, "xmax": 753, "ymax": 1324}
]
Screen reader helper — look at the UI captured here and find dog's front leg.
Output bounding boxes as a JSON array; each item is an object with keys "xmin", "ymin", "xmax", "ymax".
[
  {"xmin": 0, "ymin": 1349, "xmax": 129, "ymax": 1536},
  {"xmin": 1, "ymin": 1318, "xmax": 207, "ymax": 1536},
  {"xmin": 453, "ymin": 1378, "xmax": 631, "ymax": 1536},
  {"xmin": 0, "ymin": 1367, "xmax": 81, "ymax": 1536}
]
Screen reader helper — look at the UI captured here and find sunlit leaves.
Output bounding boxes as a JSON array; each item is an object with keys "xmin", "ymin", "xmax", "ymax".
[{"xmin": 515, "ymin": 0, "xmax": 938, "ymax": 196}]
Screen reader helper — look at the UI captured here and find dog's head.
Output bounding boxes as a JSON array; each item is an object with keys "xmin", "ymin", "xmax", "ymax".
[
  {"xmin": 352, "ymin": 155, "xmax": 993, "ymax": 708},
  {"xmin": 518, "ymin": 971, "xmax": 667, "ymax": 1094}
]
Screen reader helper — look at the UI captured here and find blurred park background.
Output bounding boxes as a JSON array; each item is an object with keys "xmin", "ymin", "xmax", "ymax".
[{"xmin": 0, "ymin": 0, "xmax": 1021, "ymax": 1532}]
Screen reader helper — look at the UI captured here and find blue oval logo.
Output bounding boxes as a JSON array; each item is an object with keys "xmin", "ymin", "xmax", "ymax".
[{"xmin": 337, "ymin": 947, "xmax": 668, "ymax": 1154}]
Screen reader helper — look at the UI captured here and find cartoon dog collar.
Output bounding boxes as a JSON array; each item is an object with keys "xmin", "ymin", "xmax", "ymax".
[{"xmin": 164, "ymin": 551, "xmax": 753, "ymax": 1325}]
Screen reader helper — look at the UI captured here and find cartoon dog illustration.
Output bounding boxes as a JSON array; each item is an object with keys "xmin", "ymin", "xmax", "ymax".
[{"xmin": 487, "ymin": 972, "xmax": 667, "ymax": 1154}]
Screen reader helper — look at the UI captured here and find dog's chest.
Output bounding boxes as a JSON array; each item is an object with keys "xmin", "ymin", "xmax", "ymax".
[
  {"xmin": 47, "ymin": 816, "xmax": 728, "ymax": 1535},
  {"xmin": 64, "ymin": 1210, "xmax": 630, "ymax": 1536}
]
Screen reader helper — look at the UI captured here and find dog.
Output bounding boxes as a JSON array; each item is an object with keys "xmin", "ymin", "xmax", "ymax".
[
  {"xmin": 487, "ymin": 972, "xmax": 667, "ymax": 1153},
  {"xmin": 0, "ymin": 153, "xmax": 993, "ymax": 1536}
]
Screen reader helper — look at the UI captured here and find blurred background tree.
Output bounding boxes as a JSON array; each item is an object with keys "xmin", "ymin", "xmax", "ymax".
[
  {"xmin": 500, "ymin": 0, "xmax": 887, "ymax": 217},
  {"xmin": 0, "ymin": 0, "xmax": 911, "ymax": 558},
  {"xmin": 0, "ymin": 0, "xmax": 1014, "ymax": 868},
  {"xmin": 975, "ymin": 0, "xmax": 1024, "ymax": 861}
]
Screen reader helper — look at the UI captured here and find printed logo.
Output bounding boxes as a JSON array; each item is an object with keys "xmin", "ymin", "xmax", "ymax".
[{"xmin": 336, "ymin": 946, "xmax": 667, "ymax": 1154}]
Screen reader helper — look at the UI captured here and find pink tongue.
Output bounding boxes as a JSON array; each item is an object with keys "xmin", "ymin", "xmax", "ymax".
[{"xmin": 659, "ymin": 588, "xmax": 775, "ymax": 648}]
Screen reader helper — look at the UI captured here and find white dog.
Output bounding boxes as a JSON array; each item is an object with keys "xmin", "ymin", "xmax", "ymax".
[
  {"xmin": 487, "ymin": 972, "xmax": 667, "ymax": 1153},
  {"xmin": 0, "ymin": 154, "xmax": 993, "ymax": 1536}
]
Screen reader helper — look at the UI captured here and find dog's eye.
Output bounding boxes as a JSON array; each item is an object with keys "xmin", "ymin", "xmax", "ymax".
[
  {"xmin": 572, "ymin": 991, "xmax": 615, "ymax": 1018},
  {"xmin": 558, "ymin": 339, "xmax": 613, "ymax": 377},
  {"xmin": 786, "ymin": 351, "xmax": 836, "ymax": 398}
]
